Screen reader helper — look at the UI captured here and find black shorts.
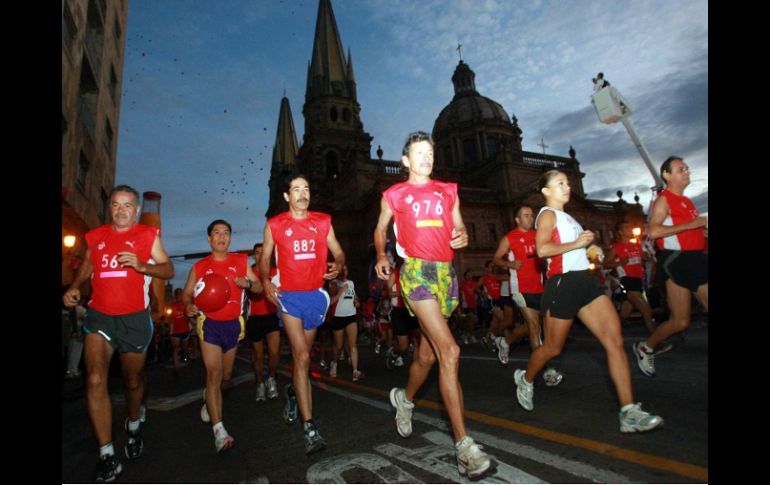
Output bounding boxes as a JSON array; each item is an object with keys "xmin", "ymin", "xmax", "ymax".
[
  {"xmin": 246, "ymin": 313, "xmax": 280, "ymax": 342},
  {"xmin": 541, "ymin": 271, "xmax": 606, "ymax": 320},
  {"xmin": 620, "ymin": 276, "xmax": 643, "ymax": 293},
  {"xmin": 84, "ymin": 307, "xmax": 153, "ymax": 353},
  {"xmin": 391, "ymin": 307, "xmax": 420, "ymax": 336},
  {"xmin": 657, "ymin": 250, "xmax": 708, "ymax": 292},
  {"xmin": 331, "ymin": 314, "xmax": 357, "ymax": 331},
  {"xmin": 512, "ymin": 292, "xmax": 542, "ymax": 311},
  {"xmin": 499, "ymin": 295, "xmax": 514, "ymax": 308}
]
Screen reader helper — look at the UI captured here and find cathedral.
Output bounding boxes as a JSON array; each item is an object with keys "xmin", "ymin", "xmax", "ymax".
[{"xmin": 266, "ymin": 0, "xmax": 644, "ymax": 292}]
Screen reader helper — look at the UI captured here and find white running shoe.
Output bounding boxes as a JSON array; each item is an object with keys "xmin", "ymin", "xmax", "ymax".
[
  {"xmin": 455, "ymin": 435, "xmax": 492, "ymax": 479},
  {"xmin": 619, "ymin": 402, "xmax": 664, "ymax": 433},
  {"xmin": 389, "ymin": 387, "xmax": 414, "ymax": 438},
  {"xmin": 494, "ymin": 336, "xmax": 509, "ymax": 364},
  {"xmin": 266, "ymin": 376, "xmax": 279, "ymax": 399},
  {"xmin": 255, "ymin": 382, "xmax": 266, "ymax": 402},
  {"xmin": 513, "ymin": 369, "xmax": 534, "ymax": 411},
  {"xmin": 543, "ymin": 367, "xmax": 563, "ymax": 387},
  {"xmin": 200, "ymin": 402, "xmax": 211, "ymax": 423}
]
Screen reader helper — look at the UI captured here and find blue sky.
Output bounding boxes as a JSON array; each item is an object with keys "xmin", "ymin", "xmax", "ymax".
[{"xmin": 116, "ymin": 0, "xmax": 708, "ymax": 289}]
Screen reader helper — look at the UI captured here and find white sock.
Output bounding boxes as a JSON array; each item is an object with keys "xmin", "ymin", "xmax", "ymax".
[
  {"xmin": 213, "ymin": 422, "xmax": 226, "ymax": 436},
  {"xmin": 99, "ymin": 442, "xmax": 115, "ymax": 458},
  {"xmin": 127, "ymin": 418, "xmax": 140, "ymax": 432},
  {"xmin": 620, "ymin": 403, "xmax": 635, "ymax": 413}
]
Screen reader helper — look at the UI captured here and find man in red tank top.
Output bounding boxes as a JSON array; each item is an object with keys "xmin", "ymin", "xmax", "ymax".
[
  {"xmin": 182, "ymin": 219, "xmax": 258, "ymax": 453},
  {"xmin": 633, "ymin": 157, "xmax": 708, "ymax": 377},
  {"xmin": 374, "ymin": 131, "xmax": 491, "ymax": 480},
  {"xmin": 260, "ymin": 174, "xmax": 345, "ymax": 455},
  {"xmin": 62, "ymin": 185, "xmax": 174, "ymax": 482}
]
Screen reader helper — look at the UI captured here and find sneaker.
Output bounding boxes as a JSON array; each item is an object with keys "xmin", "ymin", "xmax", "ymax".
[
  {"xmin": 352, "ymin": 369, "xmax": 364, "ymax": 382},
  {"xmin": 94, "ymin": 454, "xmax": 123, "ymax": 483},
  {"xmin": 139, "ymin": 404, "xmax": 147, "ymax": 423},
  {"xmin": 619, "ymin": 402, "xmax": 664, "ymax": 433},
  {"xmin": 214, "ymin": 430, "xmax": 235, "ymax": 453},
  {"xmin": 513, "ymin": 369, "xmax": 534, "ymax": 411},
  {"xmin": 407, "ymin": 342, "xmax": 415, "ymax": 353},
  {"xmin": 389, "ymin": 387, "xmax": 414, "ymax": 438},
  {"xmin": 124, "ymin": 418, "xmax": 144, "ymax": 459},
  {"xmin": 200, "ymin": 402, "xmax": 211, "ymax": 423},
  {"xmin": 494, "ymin": 336, "xmax": 509, "ymax": 364},
  {"xmin": 481, "ymin": 335, "xmax": 495, "ymax": 353},
  {"xmin": 319, "ymin": 359, "xmax": 329, "ymax": 370},
  {"xmin": 266, "ymin": 376, "xmax": 279, "ymax": 399},
  {"xmin": 374, "ymin": 341, "xmax": 381, "ymax": 354},
  {"xmin": 304, "ymin": 421, "xmax": 327, "ymax": 455},
  {"xmin": 633, "ymin": 341, "xmax": 656, "ymax": 377},
  {"xmin": 469, "ymin": 335, "xmax": 478, "ymax": 344},
  {"xmin": 461, "ymin": 334, "xmax": 470, "ymax": 345},
  {"xmin": 63, "ymin": 370, "xmax": 81, "ymax": 380},
  {"xmin": 543, "ymin": 368, "xmax": 563, "ymax": 387},
  {"xmin": 655, "ymin": 341, "xmax": 674, "ymax": 355},
  {"xmin": 283, "ymin": 384, "xmax": 298, "ymax": 425},
  {"xmin": 329, "ymin": 360, "xmax": 338, "ymax": 378},
  {"xmin": 385, "ymin": 348, "xmax": 397, "ymax": 370},
  {"xmin": 395, "ymin": 355, "xmax": 404, "ymax": 367},
  {"xmin": 455, "ymin": 436, "xmax": 492, "ymax": 479},
  {"xmin": 339, "ymin": 349, "xmax": 346, "ymax": 361},
  {"xmin": 255, "ymin": 382, "xmax": 267, "ymax": 402}
]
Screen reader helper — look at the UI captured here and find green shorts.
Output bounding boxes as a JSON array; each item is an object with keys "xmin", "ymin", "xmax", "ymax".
[{"xmin": 399, "ymin": 257, "xmax": 459, "ymax": 319}]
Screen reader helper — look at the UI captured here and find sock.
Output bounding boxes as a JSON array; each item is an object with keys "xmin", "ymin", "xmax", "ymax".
[
  {"xmin": 213, "ymin": 421, "xmax": 226, "ymax": 436},
  {"xmin": 127, "ymin": 418, "xmax": 140, "ymax": 432},
  {"xmin": 303, "ymin": 419, "xmax": 315, "ymax": 430},
  {"xmin": 620, "ymin": 403, "xmax": 635, "ymax": 413},
  {"xmin": 99, "ymin": 442, "xmax": 115, "ymax": 458}
]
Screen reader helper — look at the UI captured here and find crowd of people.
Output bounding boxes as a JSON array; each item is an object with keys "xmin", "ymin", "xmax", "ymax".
[{"xmin": 62, "ymin": 133, "xmax": 706, "ymax": 482}]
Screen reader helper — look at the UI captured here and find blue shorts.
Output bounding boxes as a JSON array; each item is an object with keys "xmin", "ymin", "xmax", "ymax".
[
  {"xmin": 196, "ymin": 315, "xmax": 244, "ymax": 352},
  {"xmin": 276, "ymin": 289, "xmax": 330, "ymax": 330}
]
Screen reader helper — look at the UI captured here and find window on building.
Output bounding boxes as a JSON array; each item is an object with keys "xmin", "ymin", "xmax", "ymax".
[
  {"xmin": 488, "ymin": 223, "xmax": 498, "ymax": 244},
  {"xmin": 77, "ymin": 151, "xmax": 90, "ymax": 191},
  {"xmin": 109, "ymin": 65, "xmax": 118, "ymax": 102},
  {"xmin": 100, "ymin": 189, "xmax": 109, "ymax": 223},
  {"xmin": 325, "ymin": 151, "xmax": 339, "ymax": 180},
  {"xmin": 443, "ymin": 145, "xmax": 455, "ymax": 168},
  {"xmin": 486, "ymin": 136, "xmax": 498, "ymax": 158},
  {"xmin": 113, "ymin": 15, "xmax": 122, "ymax": 52},
  {"xmin": 462, "ymin": 138, "xmax": 477, "ymax": 164},
  {"xmin": 104, "ymin": 118, "xmax": 114, "ymax": 153},
  {"xmin": 62, "ymin": 2, "xmax": 77, "ymax": 46},
  {"xmin": 78, "ymin": 56, "xmax": 99, "ymax": 137},
  {"xmin": 329, "ymin": 106, "xmax": 338, "ymax": 122},
  {"xmin": 467, "ymin": 223, "xmax": 476, "ymax": 243},
  {"xmin": 343, "ymin": 108, "xmax": 351, "ymax": 124}
]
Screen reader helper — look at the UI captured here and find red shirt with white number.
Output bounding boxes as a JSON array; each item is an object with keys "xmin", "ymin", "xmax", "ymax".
[
  {"xmin": 86, "ymin": 223, "xmax": 158, "ymax": 315},
  {"xmin": 268, "ymin": 211, "xmax": 331, "ymax": 291},
  {"xmin": 506, "ymin": 228, "xmax": 544, "ymax": 294},
  {"xmin": 383, "ymin": 180, "xmax": 457, "ymax": 262}
]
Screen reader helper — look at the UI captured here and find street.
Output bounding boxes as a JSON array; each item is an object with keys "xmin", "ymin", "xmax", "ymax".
[{"xmin": 61, "ymin": 320, "xmax": 708, "ymax": 483}]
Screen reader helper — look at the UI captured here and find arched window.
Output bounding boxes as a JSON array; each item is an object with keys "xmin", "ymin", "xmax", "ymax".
[{"xmin": 326, "ymin": 151, "xmax": 339, "ymax": 180}]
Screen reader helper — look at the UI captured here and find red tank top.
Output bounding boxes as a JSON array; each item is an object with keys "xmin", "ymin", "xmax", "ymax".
[
  {"xmin": 612, "ymin": 241, "xmax": 644, "ymax": 278},
  {"xmin": 506, "ymin": 228, "xmax": 544, "ymax": 294},
  {"xmin": 193, "ymin": 253, "xmax": 247, "ymax": 320},
  {"xmin": 249, "ymin": 266, "xmax": 278, "ymax": 315},
  {"xmin": 268, "ymin": 211, "xmax": 331, "ymax": 291},
  {"xmin": 655, "ymin": 189, "xmax": 705, "ymax": 251},
  {"xmin": 383, "ymin": 180, "xmax": 457, "ymax": 262},
  {"xmin": 86, "ymin": 224, "xmax": 158, "ymax": 315}
]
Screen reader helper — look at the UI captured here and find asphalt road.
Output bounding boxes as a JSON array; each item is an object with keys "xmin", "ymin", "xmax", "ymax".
[{"xmin": 62, "ymin": 318, "xmax": 708, "ymax": 483}]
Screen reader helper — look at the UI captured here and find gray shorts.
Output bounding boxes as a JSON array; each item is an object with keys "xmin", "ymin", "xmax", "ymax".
[{"xmin": 84, "ymin": 307, "xmax": 153, "ymax": 353}]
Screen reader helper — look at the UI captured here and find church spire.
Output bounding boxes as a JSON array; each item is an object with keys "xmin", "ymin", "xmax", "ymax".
[
  {"xmin": 306, "ymin": 0, "xmax": 355, "ymax": 100},
  {"xmin": 271, "ymin": 96, "xmax": 299, "ymax": 171}
]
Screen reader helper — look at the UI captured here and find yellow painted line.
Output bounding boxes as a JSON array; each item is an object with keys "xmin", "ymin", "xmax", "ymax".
[{"xmin": 314, "ymin": 374, "xmax": 707, "ymax": 482}]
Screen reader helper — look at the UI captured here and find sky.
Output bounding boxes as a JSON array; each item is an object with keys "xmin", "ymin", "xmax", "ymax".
[{"xmin": 115, "ymin": 0, "xmax": 708, "ymax": 289}]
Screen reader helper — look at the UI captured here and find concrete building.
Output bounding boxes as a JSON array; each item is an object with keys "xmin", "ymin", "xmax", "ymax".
[{"xmin": 61, "ymin": 0, "xmax": 129, "ymax": 286}]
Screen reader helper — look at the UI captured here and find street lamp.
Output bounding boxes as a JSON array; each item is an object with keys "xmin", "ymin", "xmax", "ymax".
[{"xmin": 63, "ymin": 234, "xmax": 76, "ymax": 251}]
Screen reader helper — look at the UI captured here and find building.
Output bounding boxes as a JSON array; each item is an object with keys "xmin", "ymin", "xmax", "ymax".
[
  {"xmin": 267, "ymin": 0, "xmax": 645, "ymax": 294},
  {"xmin": 61, "ymin": 0, "xmax": 129, "ymax": 286}
]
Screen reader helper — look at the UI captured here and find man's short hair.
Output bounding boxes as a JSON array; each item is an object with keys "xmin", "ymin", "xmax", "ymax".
[
  {"xmin": 207, "ymin": 219, "xmax": 232, "ymax": 236},
  {"xmin": 660, "ymin": 156, "xmax": 683, "ymax": 183},
  {"xmin": 402, "ymin": 131, "xmax": 434, "ymax": 156},
  {"xmin": 284, "ymin": 173, "xmax": 309, "ymax": 192},
  {"xmin": 109, "ymin": 185, "xmax": 140, "ymax": 204}
]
